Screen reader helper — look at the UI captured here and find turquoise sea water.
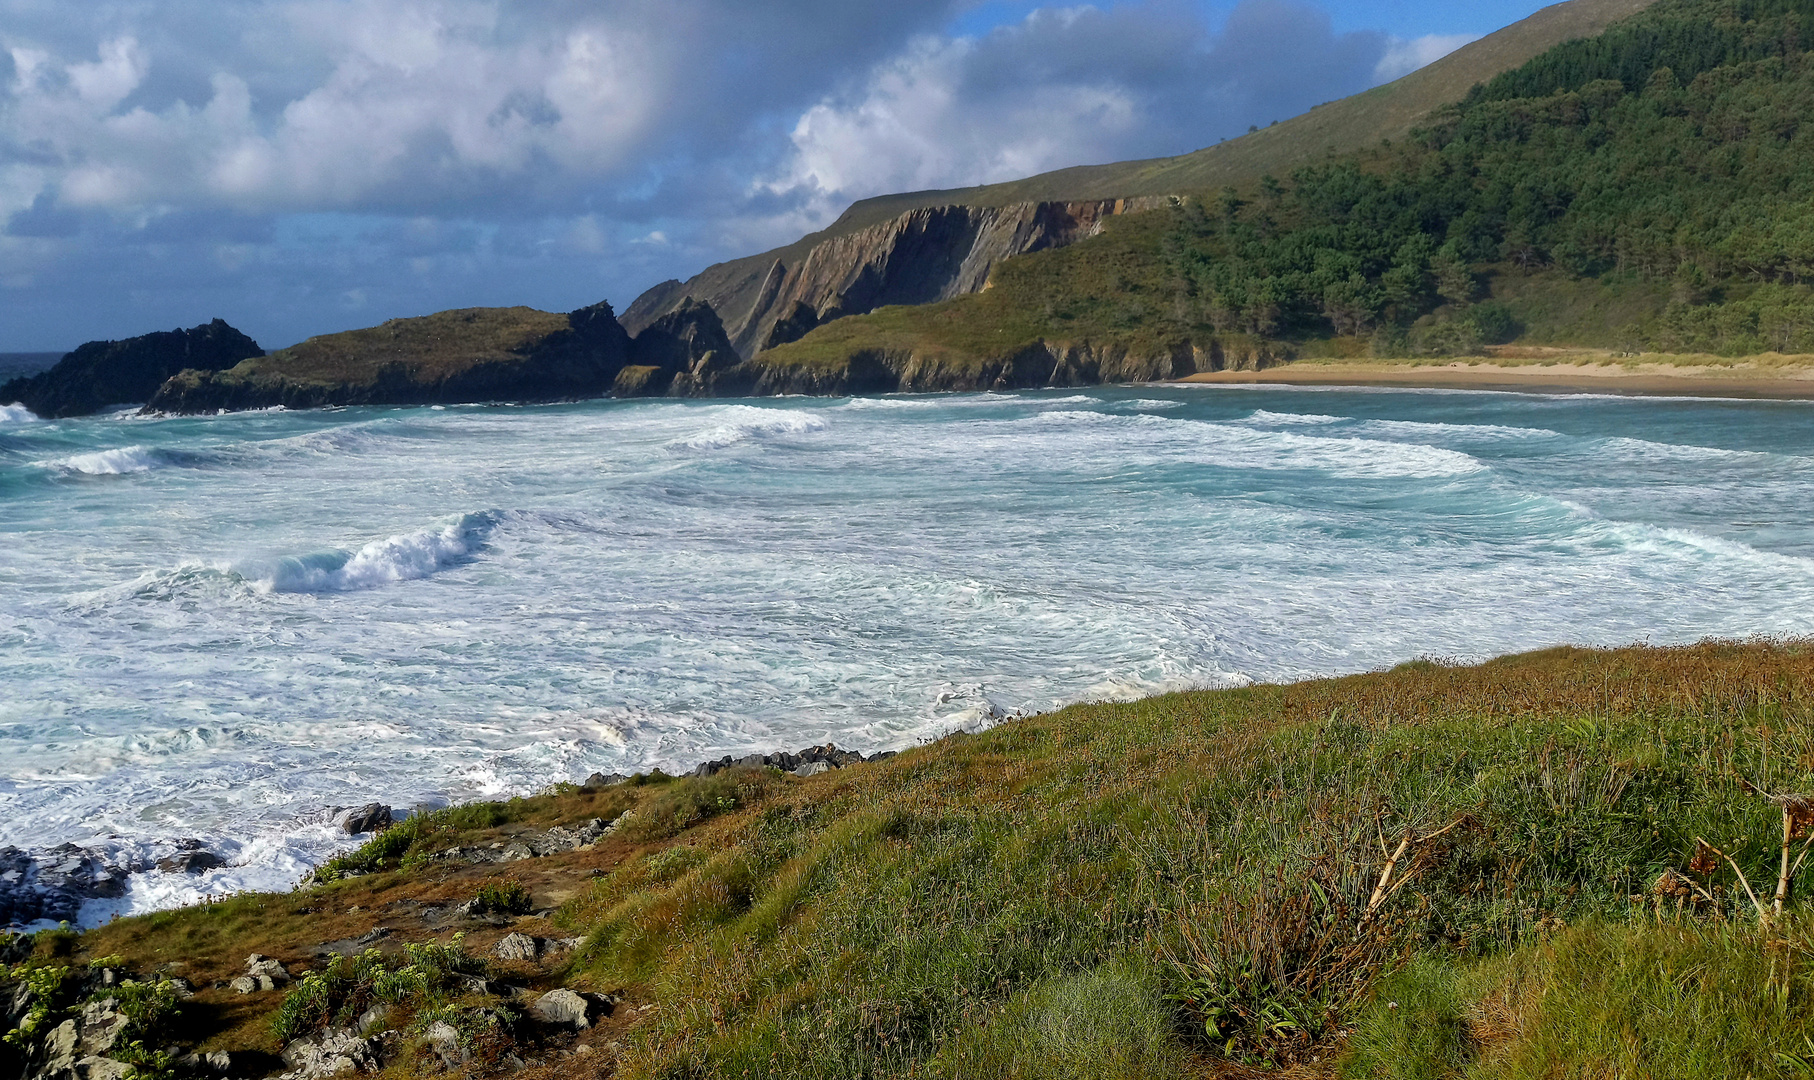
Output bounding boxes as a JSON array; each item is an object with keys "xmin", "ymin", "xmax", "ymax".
[{"xmin": 3, "ymin": 385, "xmax": 1813, "ymax": 919}]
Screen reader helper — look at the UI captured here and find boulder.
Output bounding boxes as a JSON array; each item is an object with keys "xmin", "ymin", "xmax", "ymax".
[
  {"xmin": 76, "ymin": 998, "xmax": 127, "ymax": 1056},
  {"xmin": 580, "ymin": 773, "xmax": 628, "ymax": 791},
  {"xmin": 530, "ymin": 988, "xmax": 607, "ymax": 1029},
  {"xmin": 792, "ymin": 761, "xmax": 831, "ymax": 778},
  {"xmin": 424, "ymin": 1021, "xmax": 466, "ymax": 1069},
  {"xmin": 279, "ymin": 1028, "xmax": 381, "ymax": 1079},
  {"xmin": 73, "ymin": 1056, "xmax": 131, "ymax": 1080},
  {"xmin": 38, "ymin": 1019, "xmax": 78, "ymax": 1075},
  {"xmin": 3, "ymin": 980, "xmax": 34, "ymax": 1027},
  {"xmin": 339, "ymin": 805, "xmax": 393, "ymax": 836},
  {"xmin": 493, "ymin": 934, "xmax": 540, "ymax": 962},
  {"xmin": 156, "ymin": 851, "xmax": 223, "ymax": 874},
  {"xmin": 246, "ymin": 954, "xmax": 292, "ymax": 983}
]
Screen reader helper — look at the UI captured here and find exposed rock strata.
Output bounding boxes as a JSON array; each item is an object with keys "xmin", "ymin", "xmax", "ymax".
[
  {"xmin": 623, "ymin": 198, "xmax": 1170, "ymax": 359},
  {"xmin": 0, "ymin": 320, "xmax": 263, "ymax": 418}
]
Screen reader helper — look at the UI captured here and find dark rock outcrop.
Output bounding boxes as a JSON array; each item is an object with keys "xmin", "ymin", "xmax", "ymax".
[
  {"xmin": 1, "ymin": 844, "xmax": 137, "ymax": 928},
  {"xmin": 0, "ymin": 320, "xmax": 263, "ymax": 418},
  {"xmin": 145, "ymin": 303, "xmax": 631, "ymax": 415},
  {"xmin": 339, "ymin": 805, "xmax": 393, "ymax": 836},
  {"xmin": 619, "ymin": 300, "xmax": 751, "ymax": 397}
]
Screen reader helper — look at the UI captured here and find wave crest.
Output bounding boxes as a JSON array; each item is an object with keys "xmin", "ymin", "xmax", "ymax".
[
  {"xmin": 248, "ymin": 512, "xmax": 502, "ymax": 593},
  {"xmin": 673, "ymin": 406, "xmax": 828, "ymax": 450},
  {"xmin": 0, "ymin": 403, "xmax": 39, "ymax": 424},
  {"xmin": 43, "ymin": 446, "xmax": 160, "ymax": 475}
]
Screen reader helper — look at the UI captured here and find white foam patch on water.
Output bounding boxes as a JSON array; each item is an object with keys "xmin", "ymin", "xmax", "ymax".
[
  {"xmin": 0, "ymin": 403, "xmax": 39, "ymax": 424},
  {"xmin": 842, "ymin": 397, "xmax": 937, "ymax": 410},
  {"xmin": 1244, "ymin": 410, "xmax": 1345, "ymax": 425},
  {"xmin": 1034, "ymin": 410, "xmax": 1489, "ymax": 479},
  {"xmin": 672, "ymin": 406, "xmax": 830, "ymax": 450},
  {"xmin": 41, "ymin": 445, "xmax": 160, "ymax": 475},
  {"xmin": 1358, "ymin": 418, "xmax": 1564, "ymax": 442},
  {"xmin": 240, "ymin": 512, "xmax": 501, "ymax": 593},
  {"xmin": 1597, "ymin": 436, "xmax": 1781, "ymax": 465}
]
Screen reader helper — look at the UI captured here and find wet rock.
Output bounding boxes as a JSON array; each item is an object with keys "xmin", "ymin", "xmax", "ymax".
[
  {"xmin": 279, "ymin": 1028, "xmax": 381, "ymax": 1079},
  {"xmin": 493, "ymin": 934, "xmax": 539, "ymax": 962},
  {"xmin": 1, "ymin": 319, "xmax": 263, "ymax": 419},
  {"xmin": 156, "ymin": 850, "xmax": 222, "ymax": 875},
  {"xmin": 1, "ymin": 844, "xmax": 136, "ymax": 928},
  {"xmin": 339, "ymin": 805, "xmax": 393, "ymax": 836},
  {"xmin": 530, "ymin": 989, "xmax": 608, "ymax": 1030}
]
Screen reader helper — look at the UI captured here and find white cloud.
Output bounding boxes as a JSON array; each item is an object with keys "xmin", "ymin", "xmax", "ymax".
[
  {"xmin": 763, "ymin": 1, "xmax": 1405, "ymax": 229},
  {"xmin": 1375, "ymin": 33, "xmax": 1477, "ymax": 83}
]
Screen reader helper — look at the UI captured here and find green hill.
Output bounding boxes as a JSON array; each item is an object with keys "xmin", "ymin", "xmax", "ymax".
[{"xmin": 748, "ymin": 0, "xmax": 1814, "ymax": 386}]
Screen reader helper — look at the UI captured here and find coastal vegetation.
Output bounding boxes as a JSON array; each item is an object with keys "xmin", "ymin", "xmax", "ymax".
[
  {"xmin": 761, "ymin": 0, "xmax": 1814, "ymax": 379},
  {"xmin": 7, "ymin": 640, "xmax": 1814, "ymax": 1077}
]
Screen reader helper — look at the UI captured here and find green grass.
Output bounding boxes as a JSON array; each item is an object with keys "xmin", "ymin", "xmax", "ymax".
[
  {"xmin": 39, "ymin": 641, "xmax": 1814, "ymax": 1079},
  {"xmin": 524, "ymin": 641, "xmax": 1814, "ymax": 1077}
]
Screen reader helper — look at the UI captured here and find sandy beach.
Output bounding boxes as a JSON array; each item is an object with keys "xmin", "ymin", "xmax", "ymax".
[{"xmin": 1176, "ymin": 349, "xmax": 1814, "ymax": 399}]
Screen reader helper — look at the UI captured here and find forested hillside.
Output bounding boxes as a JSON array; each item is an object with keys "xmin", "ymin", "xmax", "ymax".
[{"xmin": 763, "ymin": 0, "xmax": 1814, "ymax": 373}]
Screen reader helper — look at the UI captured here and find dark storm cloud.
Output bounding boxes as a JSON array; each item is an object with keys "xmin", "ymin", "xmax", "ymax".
[{"xmin": 0, "ymin": 0, "xmax": 1472, "ymax": 350}]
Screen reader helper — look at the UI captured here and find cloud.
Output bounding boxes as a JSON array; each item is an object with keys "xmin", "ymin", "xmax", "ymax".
[
  {"xmin": 1375, "ymin": 32, "xmax": 1477, "ymax": 82},
  {"xmin": 0, "ymin": 0, "xmax": 1501, "ymax": 351},
  {"xmin": 765, "ymin": 1, "xmax": 1421, "ymax": 229}
]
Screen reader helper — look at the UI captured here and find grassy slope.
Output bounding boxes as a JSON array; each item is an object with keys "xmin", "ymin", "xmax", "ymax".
[
  {"xmin": 20, "ymin": 641, "xmax": 1814, "ymax": 1079},
  {"xmin": 214, "ymin": 308, "xmax": 573, "ymax": 388},
  {"xmin": 635, "ymin": 0, "xmax": 1657, "ymax": 341}
]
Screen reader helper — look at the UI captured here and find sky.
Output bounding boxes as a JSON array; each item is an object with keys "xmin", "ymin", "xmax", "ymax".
[{"xmin": 0, "ymin": 0, "xmax": 1561, "ymax": 352}]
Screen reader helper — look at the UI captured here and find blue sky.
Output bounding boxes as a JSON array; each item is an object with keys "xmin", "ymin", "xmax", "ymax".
[{"xmin": 0, "ymin": 0, "xmax": 1561, "ymax": 352}]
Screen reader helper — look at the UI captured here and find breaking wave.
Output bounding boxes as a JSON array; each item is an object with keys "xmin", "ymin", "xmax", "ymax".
[
  {"xmin": 672, "ymin": 406, "xmax": 829, "ymax": 450},
  {"xmin": 42, "ymin": 446, "xmax": 161, "ymax": 475},
  {"xmin": 0, "ymin": 404, "xmax": 39, "ymax": 424},
  {"xmin": 244, "ymin": 512, "xmax": 502, "ymax": 593}
]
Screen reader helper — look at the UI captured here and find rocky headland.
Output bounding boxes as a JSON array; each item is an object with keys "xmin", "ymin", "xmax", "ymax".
[{"xmin": 0, "ymin": 321, "xmax": 263, "ymax": 419}]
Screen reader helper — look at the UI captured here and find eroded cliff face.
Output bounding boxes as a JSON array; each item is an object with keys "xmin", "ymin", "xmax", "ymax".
[
  {"xmin": 625, "ymin": 198, "xmax": 1171, "ymax": 360},
  {"xmin": 715, "ymin": 336, "xmax": 1287, "ymax": 398}
]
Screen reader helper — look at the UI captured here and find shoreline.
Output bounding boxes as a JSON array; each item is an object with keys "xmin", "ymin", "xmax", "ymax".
[{"xmin": 1173, "ymin": 355, "xmax": 1814, "ymax": 399}]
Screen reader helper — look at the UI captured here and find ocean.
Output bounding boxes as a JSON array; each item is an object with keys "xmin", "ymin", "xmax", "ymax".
[{"xmin": 3, "ymin": 384, "xmax": 1812, "ymax": 924}]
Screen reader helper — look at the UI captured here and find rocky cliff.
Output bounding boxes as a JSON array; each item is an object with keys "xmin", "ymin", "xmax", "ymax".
[
  {"xmin": 623, "ymin": 198, "xmax": 1170, "ymax": 360},
  {"xmin": 1, "ymin": 319, "xmax": 263, "ymax": 418},
  {"xmin": 145, "ymin": 304, "xmax": 631, "ymax": 414}
]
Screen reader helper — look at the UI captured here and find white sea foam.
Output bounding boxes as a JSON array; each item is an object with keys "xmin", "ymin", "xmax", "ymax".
[
  {"xmin": 42, "ymin": 445, "xmax": 160, "ymax": 474},
  {"xmin": 1243, "ymin": 409, "xmax": 1345, "ymax": 425},
  {"xmin": 0, "ymin": 403, "xmax": 39, "ymax": 424},
  {"xmin": 1032, "ymin": 410, "xmax": 1489, "ymax": 479},
  {"xmin": 673, "ymin": 406, "xmax": 829, "ymax": 450},
  {"xmin": 243, "ymin": 512, "xmax": 501, "ymax": 593},
  {"xmin": 9, "ymin": 386, "xmax": 1814, "ymax": 928},
  {"xmin": 842, "ymin": 396, "xmax": 936, "ymax": 410}
]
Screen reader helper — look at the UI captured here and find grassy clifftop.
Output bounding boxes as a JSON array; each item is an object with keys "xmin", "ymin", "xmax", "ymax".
[{"xmin": 11, "ymin": 641, "xmax": 1814, "ymax": 1078}]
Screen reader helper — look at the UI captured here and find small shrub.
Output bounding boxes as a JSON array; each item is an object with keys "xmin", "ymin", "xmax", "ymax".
[
  {"xmin": 471, "ymin": 880, "xmax": 532, "ymax": 916},
  {"xmin": 271, "ymin": 941, "xmax": 486, "ymax": 1043}
]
